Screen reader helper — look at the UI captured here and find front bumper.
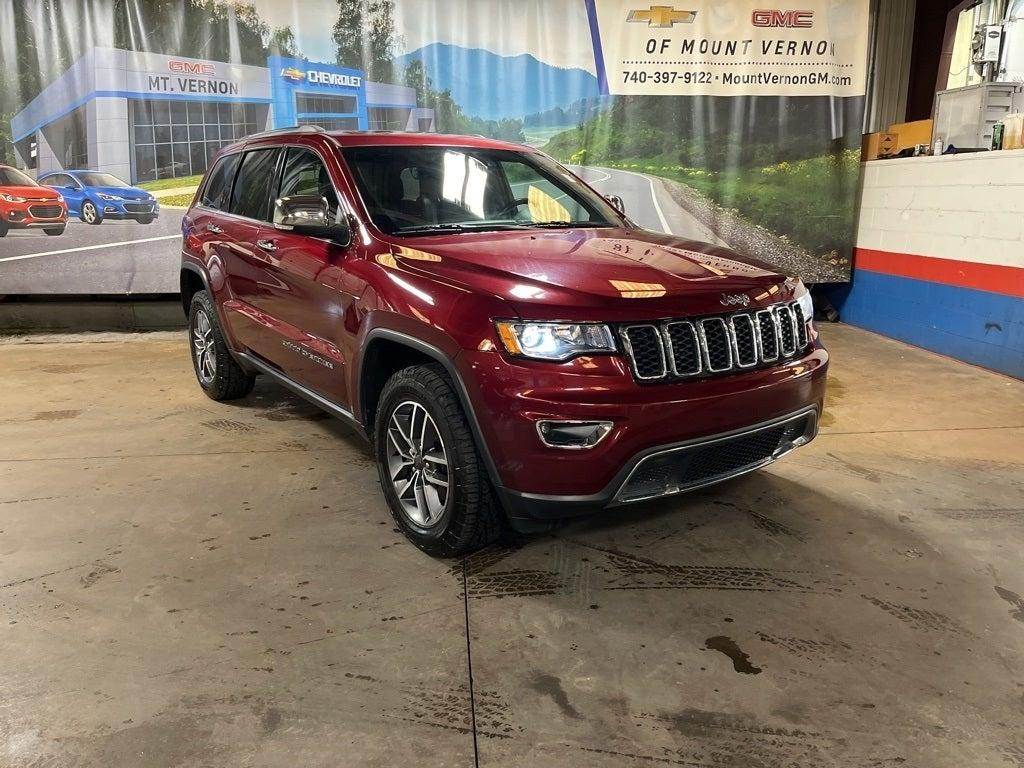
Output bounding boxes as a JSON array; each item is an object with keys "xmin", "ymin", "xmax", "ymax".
[
  {"xmin": 1, "ymin": 201, "xmax": 67, "ymax": 228},
  {"xmin": 458, "ymin": 336, "xmax": 828, "ymax": 524}
]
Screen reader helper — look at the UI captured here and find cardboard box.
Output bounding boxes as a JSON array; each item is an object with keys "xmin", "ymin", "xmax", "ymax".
[
  {"xmin": 888, "ymin": 119, "xmax": 934, "ymax": 151},
  {"xmin": 862, "ymin": 131, "xmax": 899, "ymax": 161}
]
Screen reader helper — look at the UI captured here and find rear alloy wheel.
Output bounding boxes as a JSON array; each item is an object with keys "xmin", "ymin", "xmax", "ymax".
[
  {"xmin": 81, "ymin": 200, "xmax": 102, "ymax": 225},
  {"xmin": 188, "ymin": 290, "xmax": 255, "ymax": 400},
  {"xmin": 375, "ymin": 364, "xmax": 502, "ymax": 556}
]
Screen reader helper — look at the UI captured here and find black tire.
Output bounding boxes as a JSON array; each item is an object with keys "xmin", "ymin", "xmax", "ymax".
[
  {"xmin": 81, "ymin": 200, "xmax": 102, "ymax": 225},
  {"xmin": 0, "ymin": 224, "xmax": 7, "ymax": 238},
  {"xmin": 187, "ymin": 290, "xmax": 255, "ymax": 401},
  {"xmin": 137, "ymin": 216, "xmax": 154, "ymax": 224},
  {"xmin": 44, "ymin": 227, "xmax": 65, "ymax": 236},
  {"xmin": 375, "ymin": 364, "xmax": 502, "ymax": 557}
]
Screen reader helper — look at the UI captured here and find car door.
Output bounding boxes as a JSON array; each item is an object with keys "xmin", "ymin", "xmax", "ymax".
[
  {"xmin": 214, "ymin": 147, "xmax": 283, "ymax": 358},
  {"xmin": 50, "ymin": 174, "xmax": 83, "ymax": 215},
  {"xmin": 186, "ymin": 151, "xmax": 263, "ymax": 353},
  {"xmin": 248, "ymin": 145, "xmax": 359, "ymax": 405}
]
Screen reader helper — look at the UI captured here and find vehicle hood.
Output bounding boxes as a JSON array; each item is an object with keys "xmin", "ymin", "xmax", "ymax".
[
  {"xmin": 87, "ymin": 185, "xmax": 153, "ymax": 200},
  {"xmin": 1, "ymin": 185, "xmax": 60, "ymax": 200},
  {"xmin": 381, "ymin": 227, "xmax": 796, "ymax": 319}
]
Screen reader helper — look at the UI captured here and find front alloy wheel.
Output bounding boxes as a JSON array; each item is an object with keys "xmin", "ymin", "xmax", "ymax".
[
  {"xmin": 375, "ymin": 364, "xmax": 502, "ymax": 556},
  {"xmin": 81, "ymin": 200, "xmax": 101, "ymax": 224},
  {"xmin": 386, "ymin": 401, "xmax": 452, "ymax": 528}
]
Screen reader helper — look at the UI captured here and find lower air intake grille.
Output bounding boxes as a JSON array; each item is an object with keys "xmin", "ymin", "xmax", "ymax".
[
  {"xmin": 620, "ymin": 301, "xmax": 811, "ymax": 383},
  {"xmin": 616, "ymin": 411, "xmax": 814, "ymax": 503},
  {"xmin": 29, "ymin": 205, "xmax": 63, "ymax": 218}
]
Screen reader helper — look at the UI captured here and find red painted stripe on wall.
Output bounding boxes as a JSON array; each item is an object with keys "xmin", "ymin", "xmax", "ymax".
[{"xmin": 854, "ymin": 248, "xmax": 1024, "ymax": 299}]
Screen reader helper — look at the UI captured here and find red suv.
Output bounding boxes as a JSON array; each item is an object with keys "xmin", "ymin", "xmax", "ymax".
[
  {"xmin": 0, "ymin": 165, "xmax": 68, "ymax": 237},
  {"xmin": 180, "ymin": 127, "xmax": 827, "ymax": 556}
]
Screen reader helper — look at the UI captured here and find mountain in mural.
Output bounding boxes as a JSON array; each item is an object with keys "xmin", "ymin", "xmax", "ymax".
[{"xmin": 396, "ymin": 43, "xmax": 599, "ymax": 121}]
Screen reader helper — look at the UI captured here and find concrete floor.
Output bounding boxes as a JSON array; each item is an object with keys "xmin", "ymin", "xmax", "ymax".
[{"xmin": 1, "ymin": 325, "xmax": 1022, "ymax": 768}]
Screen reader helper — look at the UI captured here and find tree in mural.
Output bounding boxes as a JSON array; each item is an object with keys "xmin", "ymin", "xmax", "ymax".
[{"xmin": 333, "ymin": 0, "xmax": 399, "ymax": 83}]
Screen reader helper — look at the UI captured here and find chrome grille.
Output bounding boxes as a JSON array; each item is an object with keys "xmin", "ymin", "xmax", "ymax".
[{"xmin": 620, "ymin": 302, "xmax": 811, "ymax": 383}]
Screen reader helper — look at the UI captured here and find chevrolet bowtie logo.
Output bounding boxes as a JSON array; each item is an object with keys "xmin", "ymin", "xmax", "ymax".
[{"xmin": 626, "ymin": 5, "xmax": 697, "ymax": 27}]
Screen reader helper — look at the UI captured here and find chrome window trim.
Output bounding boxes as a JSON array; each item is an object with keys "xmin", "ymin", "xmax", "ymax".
[{"xmin": 619, "ymin": 325, "xmax": 667, "ymax": 380}]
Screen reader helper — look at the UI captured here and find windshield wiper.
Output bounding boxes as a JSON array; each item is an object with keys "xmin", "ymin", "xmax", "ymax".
[
  {"xmin": 394, "ymin": 222, "xmax": 529, "ymax": 236},
  {"xmin": 525, "ymin": 221, "xmax": 608, "ymax": 229}
]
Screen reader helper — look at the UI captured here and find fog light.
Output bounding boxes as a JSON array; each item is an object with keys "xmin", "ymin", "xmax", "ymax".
[{"xmin": 536, "ymin": 420, "xmax": 613, "ymax": 449}]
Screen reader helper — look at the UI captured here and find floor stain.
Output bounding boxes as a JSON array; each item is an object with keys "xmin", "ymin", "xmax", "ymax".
[
  {"xmin": 862, "ymin": 595, "xmax": 965, "ymax": 634},
  {"xmin": 994, "ymin": 586, "xmax": 1024, "ymax": 623},
  {"xmin": 827, "ymin": 452, "xmax": 881, "ymax": 483},
  {"xmin": 32, "ymin": 409, "xmax": 81, "ymax": 421},
  {"xmin": 81, "ymin": 561, "xmax": 120, "ymax": 588},
  {"xmin": 201, "ymin": 418, "xmax": 257, "ymax": 433},
  {"xmin": 705, "ymin": 636, "xmax": 762, "ymax": 674},
  {"xmin": 529, "ymin": 673, "xmax": 580, "ymax": 719}
]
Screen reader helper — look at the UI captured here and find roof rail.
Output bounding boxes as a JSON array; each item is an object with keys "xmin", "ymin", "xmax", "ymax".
[{"xmin": 245, "ymin": 124, "xmax": 325, "ymax": 140}]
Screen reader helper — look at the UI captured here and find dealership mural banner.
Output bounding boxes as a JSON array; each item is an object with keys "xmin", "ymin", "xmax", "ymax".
[
  {"xmin": 586, "ymin": 0, "xmax": 869, "ymax": 96},
  {"xmin": 0, "ymin": 0, "xmax": 869, "ymax": 296}
]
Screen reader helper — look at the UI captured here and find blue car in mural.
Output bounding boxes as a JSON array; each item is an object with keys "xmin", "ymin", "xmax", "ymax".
[{"xmin": 37, "ymin": 170, "xmax": 159, "ymax": 225}]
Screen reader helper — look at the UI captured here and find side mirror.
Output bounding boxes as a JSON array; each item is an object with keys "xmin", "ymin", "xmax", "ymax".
[
  {"xmin": 273, "ymin": 195, "xmax": 351, "ymax": 247},
  {"xmin": 606, "ymin": 194, "xmax": 625, "ymax": 216}
]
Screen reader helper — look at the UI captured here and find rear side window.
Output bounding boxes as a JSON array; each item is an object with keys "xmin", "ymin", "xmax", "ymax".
[
  {"xmin": 200, "ymin": 154, "xmax": 239, "ymax": 211},
  {"xmin": 229, "ymin": 149, "xmax": 280, "ymax": 222}
]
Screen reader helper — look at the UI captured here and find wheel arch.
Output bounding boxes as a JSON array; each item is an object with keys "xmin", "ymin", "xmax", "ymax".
[
  {"xmin": 179, "ymin": 262, "xmax": 210, "ymax": 317},
  {"xmin": 358, "ymin": 328, "xmax": 503, "ymax": 494}
]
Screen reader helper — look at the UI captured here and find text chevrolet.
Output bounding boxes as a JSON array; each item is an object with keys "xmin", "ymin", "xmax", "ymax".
[{"xmin": 180, "ymin": 128, "xmax": 827, "ymax": 556}]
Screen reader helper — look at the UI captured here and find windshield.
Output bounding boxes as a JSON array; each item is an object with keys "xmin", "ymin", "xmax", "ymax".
[
  {"xmin": 78, "ymin": 172, "xmax": 130, "ymax": 188},
  {"xmin": 341, "ymin": 146, "xmax": 618, "ymax": 236},
  {"xmin": 0, "ymin": 167, "xmax": 38, "ymax": 186}
]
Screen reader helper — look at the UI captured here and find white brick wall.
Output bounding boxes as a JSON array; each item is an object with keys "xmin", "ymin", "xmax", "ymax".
[{"xmin": 856, "ymin": 150, "xmax": 1024, "ymax": 268}]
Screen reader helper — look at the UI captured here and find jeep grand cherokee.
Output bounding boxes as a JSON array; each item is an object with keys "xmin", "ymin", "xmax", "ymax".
[{"xmin": 180, "ymin": 127, "xmax": 827, "ymax": 556}]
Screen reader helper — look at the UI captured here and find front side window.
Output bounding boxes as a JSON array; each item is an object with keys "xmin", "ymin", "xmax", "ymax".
[
  {"xmin": 78, "ymin": 173, "xmax": 131, "ymax": 188},
  {"xmin": 199, "ymin": 153, "xmax": 240, "ymax": 211},
  {"xmin": 229, "ymin": 149, "xmax": 279, "ymax": 221},
  {"xmin": 279, "ymin": 148, "xmax": 340, "ymax": 219},
  {"xmin": 341, "ymin": 146, "xmax": 617, "ymax": 236}
]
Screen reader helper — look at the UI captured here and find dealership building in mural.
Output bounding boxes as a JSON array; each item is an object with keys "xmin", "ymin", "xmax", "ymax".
[{"xmin": 10, "ymin": 48, "xmax": 435, "ymax": 183}]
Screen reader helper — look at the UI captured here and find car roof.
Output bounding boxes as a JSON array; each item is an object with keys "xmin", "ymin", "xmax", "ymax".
[{"xmin": 233, "ymin": 129, "xmax": 529, "ymax": 153}]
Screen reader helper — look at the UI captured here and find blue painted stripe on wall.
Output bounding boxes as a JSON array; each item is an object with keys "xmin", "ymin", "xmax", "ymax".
[{"xmin": 832, "ymin": 271, "xmax": 1024, "ymax": 379}]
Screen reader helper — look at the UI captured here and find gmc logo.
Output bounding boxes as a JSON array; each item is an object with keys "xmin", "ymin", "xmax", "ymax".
[
  {"xmin": 752, "ymin": 9, "xmax": 814, "ymax": 27},
  {"xmin": 169, "ymin": 60, "xmax": 215, "ymax": 75}
]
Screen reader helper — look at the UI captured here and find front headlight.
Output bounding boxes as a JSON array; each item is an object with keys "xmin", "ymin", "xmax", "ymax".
[
  {"xmin": 796, "ymin": 285, "xmax": 814, "ymax": 324},
  {"xmin": 494, "ymin": 321, "xmax": 616, "ymax": 361},
  {"xmin": 98, "ymin": 193, "xmax": 122, "ymax": 201},
  {"xmin": 0, "ymin": 193, "xmax": 26, "ymax": 203}
]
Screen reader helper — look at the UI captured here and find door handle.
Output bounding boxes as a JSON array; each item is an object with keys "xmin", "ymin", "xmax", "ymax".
[
  {"xmin": 206, "ymin": 223, "xmax": 223, "ymax": 234},
  {"xmin": 256, "ymin": 238, "xmax": 277, "ymax": 252}
]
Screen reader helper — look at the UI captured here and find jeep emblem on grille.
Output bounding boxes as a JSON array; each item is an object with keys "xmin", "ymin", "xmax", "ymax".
[{"xmin": 719, "ymin": 293, "xmax": 750, "ymax": 307}]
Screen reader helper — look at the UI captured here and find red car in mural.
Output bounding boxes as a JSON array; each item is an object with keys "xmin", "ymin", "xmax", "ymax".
[
  {"xmin": 179, "ymin": 128, "xmax": 827, "ymax": 556},
  {"xmin": 0, "ymin": 165, "xmax": 68, "ymax": 237}
]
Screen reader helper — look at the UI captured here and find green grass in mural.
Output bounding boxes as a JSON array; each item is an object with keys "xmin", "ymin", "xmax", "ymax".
[
  {"xmin": 600, "ymin": 152, "xmax": 860, "ymax": 257},
  {"xmin": 158, "ymin": 193, "xmax": 196, "ymax": 208},
  {"xmin": 138, "ymin": 175, "xmax": 204, "ymax": 191}
]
